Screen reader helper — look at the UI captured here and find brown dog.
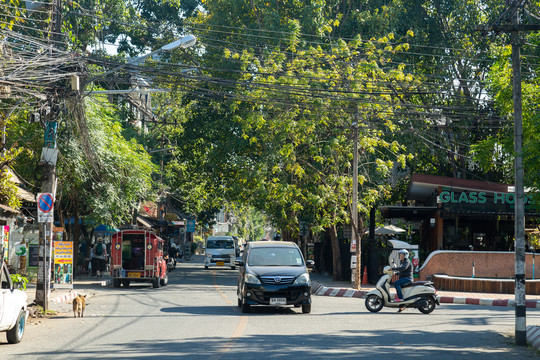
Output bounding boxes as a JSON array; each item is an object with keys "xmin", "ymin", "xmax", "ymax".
[{"xmin": 72, "ymin": 294, "xmax": 87, "ymax": 318}]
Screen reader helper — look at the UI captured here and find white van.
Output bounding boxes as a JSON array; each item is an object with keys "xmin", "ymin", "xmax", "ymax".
[{"xmin": 204, "ymin": 236, "xmax": 237, "ymax": 270}]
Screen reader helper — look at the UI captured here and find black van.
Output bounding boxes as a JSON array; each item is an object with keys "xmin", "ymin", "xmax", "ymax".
[{"xmin": 236, "ymin": 241, "xmax": 314, "ymax": 313}]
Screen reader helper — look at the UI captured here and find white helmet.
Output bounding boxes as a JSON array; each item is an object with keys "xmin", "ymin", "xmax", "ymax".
[{"xmin": 398, "ymin": 249, "xmax": 409, "ymax": 258}]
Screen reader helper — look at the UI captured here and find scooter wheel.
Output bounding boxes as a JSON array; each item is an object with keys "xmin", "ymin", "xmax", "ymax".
[
  {"xmin": 365, "ymin": 294, "xmax": 384, "ymax": 313},
  {"xmin": 418, "ymin": 296, "xmax": 436, "ymax": 314}
]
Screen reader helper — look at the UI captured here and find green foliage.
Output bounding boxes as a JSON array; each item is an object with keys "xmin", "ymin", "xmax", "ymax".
[
  {"xmin": 0, "ymin": 137, "xmax": 29, "ymax": 209},
  {"xmin": 57, "ymin": 97, "xmax": 156, "ymax": 226},
  {"xmin": 472, "ymin": 32, "xmax": 540, "ymax": 191},
  {"xmin": 229, "ymin": 204, "xmax": 271, "ymax": 241},
  {"xmin": 0, "ymin": 167, "xmax": 21, "ymax": 209},
  {"xmin": 0, "ymin": 1, "xmax": 24, "ymax": 31},
  {"xmin": 10, "ymin": 273, "xmax": 28, "ymax": 290}
]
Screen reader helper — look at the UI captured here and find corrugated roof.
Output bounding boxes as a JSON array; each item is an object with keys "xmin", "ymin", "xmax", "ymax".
[
  {"xmin": 0, "ymin": 203, "xmax": 20, "ymax": 214},
  {"xmin": 17, "ymin": 186, "xmax": 36, "ymax": 203}
]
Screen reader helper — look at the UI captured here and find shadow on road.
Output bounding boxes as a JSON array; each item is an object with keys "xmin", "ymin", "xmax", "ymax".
[{"xmin": 15, "ymin": 329, "xmax": 530, "ymax": 360}]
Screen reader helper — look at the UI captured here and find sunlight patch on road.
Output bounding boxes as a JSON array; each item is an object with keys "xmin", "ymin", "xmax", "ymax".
[
  {"xmin": 210, "ymin": 270, "xmax": 248, "ymax": 360},
  {"xmin": 212, "ymin": 270, "xmax": 233, "ymax": 305}
]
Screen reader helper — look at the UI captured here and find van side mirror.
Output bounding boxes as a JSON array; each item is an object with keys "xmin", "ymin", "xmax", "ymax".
[
  {"xmin": 235, "ymin": 258, "xmax": 244, "ymax": 266},
  {"xmin": 306, "ymin": 260, "xmax": 315, "ymax": 268}
]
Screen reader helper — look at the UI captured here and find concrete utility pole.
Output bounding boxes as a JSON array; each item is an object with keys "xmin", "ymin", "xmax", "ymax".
[
  {"xmin": 351, "ymin": 120, "xmax": 361, "ymax": 289},
  {"xmin": 475, "ymin": 0, "xmax": 540, "ymax": 345},
  {"xmin": 36, "ymin": 0, "xmax": 62, "ymax": 310},
  {"xmin": 510, "ymin": 9, "xmax": 526, "ymax": 347}
]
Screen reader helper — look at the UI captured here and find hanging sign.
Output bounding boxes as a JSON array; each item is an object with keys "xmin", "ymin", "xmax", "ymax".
[{"xmin": 186, "ymin": 220, "xmax": 196, "ymax": 233}]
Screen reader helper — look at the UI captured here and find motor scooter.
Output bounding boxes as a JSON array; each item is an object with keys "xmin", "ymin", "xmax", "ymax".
[
  {"xmin": 364, "ymin": 265, "xmax": 440, "ymax": 314},
  {"xmin": 165, "ymin": 255, "xmax": 176, "ymax": 272}
]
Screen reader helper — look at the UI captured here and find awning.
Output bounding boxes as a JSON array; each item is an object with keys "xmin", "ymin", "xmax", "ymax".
[
  {"xmin": 95, "ymin": 224, "xmax": 119, "ymax": 234},
  {"xmin": 136, "ymin": 216, "xmax": 153, "ymax": 228},
  {"xmin": 380, "ymin": 206, "xmax": 437, "ymax": 219}
]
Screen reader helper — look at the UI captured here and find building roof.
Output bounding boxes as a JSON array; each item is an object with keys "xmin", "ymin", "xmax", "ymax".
[
  {"xmin": 0, "ymin": 203, "xmax": 20, "ymax": 214},
  {"xmin": 407, "ymin": 174, "xmax": 512, "ymax": 202},
  {"xmin": 7, "ymin": 168, "xmax": 36, "ymax": 203}
]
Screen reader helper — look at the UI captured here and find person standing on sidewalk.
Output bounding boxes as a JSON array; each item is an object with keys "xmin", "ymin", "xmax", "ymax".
[
  {"xmin": 392, "ymin": 249, "xmax": 413, "ymax": 302},
  {"xmin": 93, "ymin": 238, "xmax": 107, "ymax": 279}
]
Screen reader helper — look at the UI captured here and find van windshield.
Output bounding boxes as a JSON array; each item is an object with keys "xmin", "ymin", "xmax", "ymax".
[
  {"xmin": 248, "ymin": 247, "xmax": 304, "ymax": 266},
  {"xmin": 206, "ymin": 239, "xmax": 234, "ymax": 249}
]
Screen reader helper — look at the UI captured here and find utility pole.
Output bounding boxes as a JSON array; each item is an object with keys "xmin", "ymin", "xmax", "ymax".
[
  {"xmin": 476, "ymin": 1, "xmax": 540, "ymax": 345},
  {"xmin": 36, "ymin": 0, "xmax": 62, "ymax": 311},
  {"xmin": 510, "ymin": 9, "xmax": 526, "ymax": 346},
  {"xmin": 351, "ymin": 119, "xmax": 361, "ymax": 289}
]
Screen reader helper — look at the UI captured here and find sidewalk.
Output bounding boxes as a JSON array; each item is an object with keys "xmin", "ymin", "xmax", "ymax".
[{"xmin": 25, "ymin": 275, "xmax": 111, "ymax": 310}]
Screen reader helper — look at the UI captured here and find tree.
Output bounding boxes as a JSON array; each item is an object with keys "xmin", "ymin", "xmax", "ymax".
[
  {"xmin": 58, "ymin": 96, "xmax": 156, "ymax": 227},
  {"xmin": 229, "ymin": 204, "xmax": 271, "ymax": 241},
  {"xmin": 472, "ymin": 33, "xmax": 540, "ymax": 196}
]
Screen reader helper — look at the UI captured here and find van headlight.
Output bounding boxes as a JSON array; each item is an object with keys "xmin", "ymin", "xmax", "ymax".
[
  {"xmin": 244, "ymin": 273, "xmax": 261, "ymax": 284},
  {"xmin": 293, "ymin": 273, "xmax": 310, "ymax": 285}
]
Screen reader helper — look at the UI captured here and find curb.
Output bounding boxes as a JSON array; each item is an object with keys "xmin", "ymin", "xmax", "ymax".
[
  {"xmin": 51, "ymin": 291, "xmax": 78, "ymax": 303},
  {"xmin": 439, "ymin": 296, "xmax": 540, "ymax": 309},
  {"xmin": 312, "ymin": 281, "xmax": 540, "ymax": 309},
  {"xmin": 49, "ymin": 279, "xmax": 110, "ymax": 303},
  {"xmin": 312, "ymin": 282, "xmax": 366, "ymax": 298},
  {"xmin": 527, "ymin": 325, "xmax": 540, "ymax": 351}
]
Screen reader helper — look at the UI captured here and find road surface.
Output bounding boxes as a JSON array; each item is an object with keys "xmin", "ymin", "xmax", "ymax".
[{"xmin": 1, "ymin": 256, "xmax": 537, "ymax": 359}]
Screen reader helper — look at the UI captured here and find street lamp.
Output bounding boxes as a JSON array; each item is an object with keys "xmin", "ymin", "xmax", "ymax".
[{"xmin": 87, "ymin": 35, "xmax": 197, "ymax": 84}]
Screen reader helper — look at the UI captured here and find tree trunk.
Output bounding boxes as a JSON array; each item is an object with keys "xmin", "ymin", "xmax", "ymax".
[
  {"xmin": 282, "ymin": 229, "xmax": 294, "ymax": 242},
  {"xmin": 329, "ymin": 224, "xmax": 342, "ymax": 281}
]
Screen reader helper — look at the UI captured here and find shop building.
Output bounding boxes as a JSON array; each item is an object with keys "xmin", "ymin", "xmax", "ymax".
[{"xmin": 381, "ymin": 174, "xmax": 540, "ymax": 254}]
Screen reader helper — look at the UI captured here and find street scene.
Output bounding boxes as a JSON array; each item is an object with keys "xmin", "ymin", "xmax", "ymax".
[
  {"xmin": 1, "ymin": 256, "xmax": 539, "ymax": 360},
  {"xmin": 2, "ymin": 0, "xmax": 540, "ymax": 359}
]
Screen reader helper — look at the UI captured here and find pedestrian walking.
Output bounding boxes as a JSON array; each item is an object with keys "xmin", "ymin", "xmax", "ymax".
[
  {"xmin": 93, "ymin": 237, "xmax": 107, "ymax": 279},
  {"xmin": 90, "ymin": 246, "xmax": 97, "ymax": 277}
]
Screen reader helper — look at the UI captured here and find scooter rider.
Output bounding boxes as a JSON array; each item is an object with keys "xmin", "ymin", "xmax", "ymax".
[{"xmin": 393, "ymin": 249, "xmax": 413, "ymax": 302}]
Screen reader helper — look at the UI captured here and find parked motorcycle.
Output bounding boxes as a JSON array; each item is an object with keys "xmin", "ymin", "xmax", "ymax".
[{"xmin": 365, "ymin": 265, "xmax": 439, "ymax": 314}]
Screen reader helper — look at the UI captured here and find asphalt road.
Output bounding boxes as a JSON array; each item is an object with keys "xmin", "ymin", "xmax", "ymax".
[{"xmin": 1, "ymin": 256, "xmax": 538, "ymax": 359}]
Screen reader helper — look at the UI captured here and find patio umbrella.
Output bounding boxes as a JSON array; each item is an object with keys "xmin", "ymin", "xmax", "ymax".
[
  {"xmin": 388, "ymin": 239, "xmax": 414, "ymax": 249},
  {"xmin": 367, "ymin": 224, "xmax": 406, "ymax": 235}
]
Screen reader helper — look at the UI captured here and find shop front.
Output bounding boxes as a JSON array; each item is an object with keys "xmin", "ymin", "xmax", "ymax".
[{"xmin": 381, "ymin": 174, "xmax": 540, "ymax": 255}]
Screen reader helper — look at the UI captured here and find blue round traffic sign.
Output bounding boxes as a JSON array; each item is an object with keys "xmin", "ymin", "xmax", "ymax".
[{"xmin": 38, "ymin": 193, "xmax": 54, "ymax": 213}]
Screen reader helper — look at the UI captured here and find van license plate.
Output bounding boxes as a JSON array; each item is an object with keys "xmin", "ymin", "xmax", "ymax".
[
  {"xmin": 127, "ymin": 272, "xmax": 141, "ymax": 278},
  {"xmin": 270, "ymin": 298, "xmax": 287, "ymax": 305},
  {"xmin": 217, "ymin": 261, "xmax": 225, "ymax": 266}
]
